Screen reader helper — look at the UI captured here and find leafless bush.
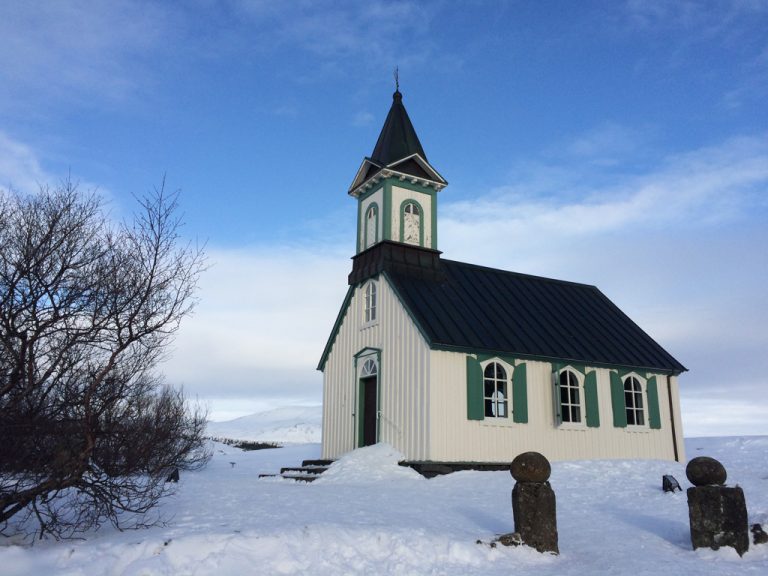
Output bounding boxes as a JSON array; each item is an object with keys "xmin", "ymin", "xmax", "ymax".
[{"xmin": 0, "ymin": 180, "xmax": 210, "ymax": 540}]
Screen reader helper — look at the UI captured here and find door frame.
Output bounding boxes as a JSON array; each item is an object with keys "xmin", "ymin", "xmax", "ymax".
[{"xmin": 354, "ymin": 348, "xmax": 381, "ymax": 448}]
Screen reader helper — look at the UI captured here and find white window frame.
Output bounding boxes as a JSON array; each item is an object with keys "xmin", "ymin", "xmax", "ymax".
[
  {"xmin": 402, "ymin": 201, "xmax": 421, "ymax": 246},
  {"xmin": 365, "ymin": 204, "xmax": 378, "ymax": 249},
  {"xmin": 556, "ymin": 368, "xmax": 585, "ymax": 428},
  {"xmin": 481, "ymin": 360, "xmax": 511, "ymax": 420},
  {"xmin": 623, "ymin": 373, "xmax": 648, "ymax": 428},
  {"xmin": 363, "ymin": 280, "xmax": 378, "ymax": 326}
]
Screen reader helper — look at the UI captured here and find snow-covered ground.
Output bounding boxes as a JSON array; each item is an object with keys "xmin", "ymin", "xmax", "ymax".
[{"xmin": 2, "ymin": 411, "xmax": 767, "ymax": 575}]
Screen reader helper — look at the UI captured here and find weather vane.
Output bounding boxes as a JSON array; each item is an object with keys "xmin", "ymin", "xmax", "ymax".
[{"xmin": 394, "ymin": 66, "xmax": 400, "ymax": 91}]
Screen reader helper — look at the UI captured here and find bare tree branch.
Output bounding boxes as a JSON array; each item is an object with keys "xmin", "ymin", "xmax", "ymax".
[{"xmin": 0, "ymin": 181, "xmax": 210, "ymax": 540}]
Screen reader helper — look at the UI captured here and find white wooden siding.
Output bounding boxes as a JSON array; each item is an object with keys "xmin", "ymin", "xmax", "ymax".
[
  {"xmin": 321, "ymin": 275, "xmax": 431, "ymax": 460},
  {"xmin": 429, "ymin": 352, "xmax": 683, "ymax": 463}
]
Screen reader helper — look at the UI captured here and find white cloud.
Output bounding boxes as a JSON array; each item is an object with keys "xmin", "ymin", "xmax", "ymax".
[
  {"xmin": 0, "ymin": 132, "xmax": 51, "ymax": 194},
  {"xmin": 0, "ymin": 1, "xmax": 171, "ymax": 110},
  {"xmin": 160, "ymin": 245, "xmax": 351, "ymax": 416}
]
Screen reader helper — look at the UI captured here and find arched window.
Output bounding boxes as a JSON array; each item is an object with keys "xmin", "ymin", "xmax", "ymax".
[
  {"xmin": 483, "ymin": 362, "xmax": 508, "ymax": 418},
  {"xmin": 364, "ymin": 281, "xmax": 377, "ymax": 324},
  {"xmin": 361, "ymin": 358, "xmax": 378, "ymax": 377},
  {"xmin": 559, "ymin": 370, "xmax": 582, "ymax": 423},
  {"xmin": 365, "ymin": 204, "xmax": 378, "ymax": 249},
  {"xmin": 402, "ymin": 201, "xmax": 421, "ymax": 246},
  {"xmin": 624, "ymin": 376, "xmax": 645, "ymax": 426}
]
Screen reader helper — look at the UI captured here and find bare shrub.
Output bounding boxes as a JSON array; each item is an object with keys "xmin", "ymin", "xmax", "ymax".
[{"xmin": 0, "ymin": 180, "xmax": 210, "ymax": 539}]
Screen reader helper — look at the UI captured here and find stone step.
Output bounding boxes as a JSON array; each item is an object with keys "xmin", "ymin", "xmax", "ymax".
[
  {"xmin": 302, "ymin": 459, "xmax": 335, "ymax": 467},
  {"xmin": 280, "ymin": 473, "xmax": 320, "ymax": 483},
  {"xmin": 280, "ymin": 466, "xmax": 329, "ymax": 475}
]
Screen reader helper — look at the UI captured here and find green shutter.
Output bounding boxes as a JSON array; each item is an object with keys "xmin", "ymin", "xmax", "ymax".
[
  {"xmin": 610, "ymin": 372, "xmax": 627, "ymax": 428},
  {"xmin": 466, "ymin": 356, "xmax": 484, "ymax": 421},
  {"xmin": 584, "ymin": 371, "xmax": 600, "ymax": 428},
  {"xmin": 512, "ymin": 363, "xmax": 528, "ymax": 423},
  {"xmin": 552, "ymin": 370, "xmax": 562, "ymax": 425},
  {"xmin": 646, "ymin": 376, "xmax": 661, "ymax": 429}
]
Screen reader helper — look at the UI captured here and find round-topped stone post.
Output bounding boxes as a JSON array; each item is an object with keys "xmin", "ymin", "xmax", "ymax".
[
  {"xmin": 686, "ymin": 456, "xmax": 749, "ymax": 556},
  {"xmin": 510, "ymin": 452, "xmax": 559, "ymax": 554}
]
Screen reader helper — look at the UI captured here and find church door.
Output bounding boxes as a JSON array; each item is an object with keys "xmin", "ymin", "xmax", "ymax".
[{"xmin": 361, "ymin": 376, "xmax": 378, "ymax": 446}]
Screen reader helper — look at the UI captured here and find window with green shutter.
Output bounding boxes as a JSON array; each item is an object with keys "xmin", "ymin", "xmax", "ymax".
[
  {"xmin": 584, "ymin": 371, "xmax": 600, "ymax": 428},
  {"xmin": 466, "ymin": 356, "xmax": 484, "ymax": 420},
  {"xmin": 610, "ymin": 372, "xmax": 628, "ymax": 428},
  {"xmin": 512, "ymin": 363, "xmax": 528, "ymax": 423}
]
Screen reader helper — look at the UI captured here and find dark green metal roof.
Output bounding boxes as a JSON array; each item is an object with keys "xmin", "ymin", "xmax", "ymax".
[
  {"xmin": 370, "ymin": 90, "xmax": 427, "ymax": 165},
  {"xmin": 384, "ymin": 259, "xmax": 687, "ymax": 374}
]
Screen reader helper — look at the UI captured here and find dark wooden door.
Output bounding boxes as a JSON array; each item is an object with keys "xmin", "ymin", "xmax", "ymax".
[{"xmin": 362, "ymin": 376, "xmax": 377, "ymax": 446}]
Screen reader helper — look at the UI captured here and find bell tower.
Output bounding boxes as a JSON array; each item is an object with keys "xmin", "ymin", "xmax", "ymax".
[{"xmin": 348, "ymin": 89, "xmax": 447, "ymax": 256}]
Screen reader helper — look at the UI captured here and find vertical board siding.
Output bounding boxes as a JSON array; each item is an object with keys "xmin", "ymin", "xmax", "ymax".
[
  {"xmin": 429, "ymin": 352, "xmax": 679, "ymax": 463},
  {"xmin": 322, "ymin": 276, "xmax": 430, "ymax": 461}
]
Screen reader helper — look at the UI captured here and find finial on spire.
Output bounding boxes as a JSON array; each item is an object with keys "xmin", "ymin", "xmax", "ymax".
[{"xmin": 394, "ymin": 66, "xmax": 400, "ymax": 92}]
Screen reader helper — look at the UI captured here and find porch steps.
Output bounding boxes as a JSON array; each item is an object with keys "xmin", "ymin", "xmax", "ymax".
[{"xmin": 258, "ymin": 458, "xmax": 335, "ymax": 482}]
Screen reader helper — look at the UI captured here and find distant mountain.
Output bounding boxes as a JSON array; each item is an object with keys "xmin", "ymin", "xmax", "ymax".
[{"xmin": 206, "ymin": 405, "xmax": 322, "ymax": 444}]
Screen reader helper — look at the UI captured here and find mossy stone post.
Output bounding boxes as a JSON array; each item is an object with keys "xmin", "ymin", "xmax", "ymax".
[
  {"xmin": 686, "ymin": 456, "xmax": 749, "ymax": 557},
  {"xmin": 510, "ymin": 452, "xmax": 559, "ymax": 554}
]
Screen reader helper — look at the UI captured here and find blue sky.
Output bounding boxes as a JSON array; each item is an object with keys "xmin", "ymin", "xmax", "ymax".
[{"xmin": 1, "ymin": 1, "xmax": 767, "ymax": 435}]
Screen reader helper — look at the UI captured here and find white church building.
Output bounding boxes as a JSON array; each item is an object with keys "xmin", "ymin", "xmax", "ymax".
[{"xmin": 318, "ymin": 89, "xmax": 686, "ymax": 471}]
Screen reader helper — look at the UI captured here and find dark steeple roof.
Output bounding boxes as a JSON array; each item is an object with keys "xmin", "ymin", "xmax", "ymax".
[
  {"xmin": 348, "ymin": 90, "xmax": 446, "ymax": 195},
  {"xmin": 370, "ymin": 90, "xmax": 427, "ymax": 164}
]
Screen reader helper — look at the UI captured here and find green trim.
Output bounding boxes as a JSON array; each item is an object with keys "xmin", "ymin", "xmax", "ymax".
[
  {"xmin": 431, "ymin": 189, "xmax": 438, "ymax": 249},
  {"xmin": 617, "ymin": 368, "xmax": 647, "ymax": 379},
  {"xmin": 386, "ymin": 176, "xmax": 438, "ymax": 196},
  {"xmin": 647, "ymin": 376, "xmax": 661, "ymax": 429},
  {"xmin": 552, "ymin": 362, "xmax": 586, "ymax": 375},
  {"xmin": 354, "ymin": 346, "xmax": 382, "ymax": 359},
  {"xmin": 512, "ymin": 363, "xmax": 528, "ymax": 423},
  {"xmin": 356, "ymin": 348, "xmax": 382, "ymax": 447},
  {"xmin": 610, "ymin": 371, "xmax": 628, "ymax": 428},
  {"xmin": 552, "ymin": 371, "xmax": 562, "ymax": 424},
  {"xmin": 382, "ymin": 180, "xmax": 392, "ymax": 241},
  {"xmin": 317, "ymin": 286, "xmax": 355, "ymax": 371},
  {"xmin": 356, "ymin": 197, "xmax": 362, "ymax": 253},
  {"xmin": 398, "ymin": 198, "xmax": 425, "ymax": 247},
  {"xmin": 429, "ymin": 343, "xmax": 680, "ymax": 376},
  {"xmin": 466, "ymin": 356, "xmax": 484, "ymax": 420},
  {"xmin": 584, "ymin": 371, "xmax": 600, "ymax": 428}
]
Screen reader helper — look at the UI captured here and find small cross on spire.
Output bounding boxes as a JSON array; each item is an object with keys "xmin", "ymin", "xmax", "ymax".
[{"xmin": 394, "ymin": 66, "xmax": 400, "ymax": 92}]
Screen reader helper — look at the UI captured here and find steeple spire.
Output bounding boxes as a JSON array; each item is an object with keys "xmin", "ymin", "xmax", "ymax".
[{"xmin": 369, "ymin": 88, "xmax": 427, "ymax": 165}]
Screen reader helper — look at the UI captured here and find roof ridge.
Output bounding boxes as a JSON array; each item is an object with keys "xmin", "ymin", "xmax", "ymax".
[{"xmin": 439, "ymin": 258, "xmax": 600, "ymax": 290}]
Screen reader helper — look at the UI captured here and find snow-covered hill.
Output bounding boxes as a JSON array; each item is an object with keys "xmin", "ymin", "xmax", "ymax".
[
  {"xmin": 206, "ymin": 405, "xmax": 322, "ymax": 444},
  {"xmin": 2, "ymin": 435, "xmax": 767, "ymax": 575}
]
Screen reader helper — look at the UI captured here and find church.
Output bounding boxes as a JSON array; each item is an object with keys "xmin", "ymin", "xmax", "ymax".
[{"xmin": 318, "ymin": 89, "xmax": 686, "ymax": 469}]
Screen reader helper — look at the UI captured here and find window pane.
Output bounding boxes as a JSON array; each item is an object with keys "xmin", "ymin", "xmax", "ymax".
[
  {"xmin": 560, "ymin": 385, "xmax": 569, "ymax": 404},
  {"xmin": 484, "ymin": 364, "xmax": 495, "ymax": 378},
  {"xmin": 485, "ymin": 399, "xmax": 494, "ymax": 417},
  {"xmin": 498, "ymin": 401, "xmax": 507, "ymax": 418},
  {"xmin": 572, "ymin": 406, "xmax": 581, "ymax": 422},
  {"xmin": 484, "ymin": 380, "xmax": 495, "ymax": 396}
]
